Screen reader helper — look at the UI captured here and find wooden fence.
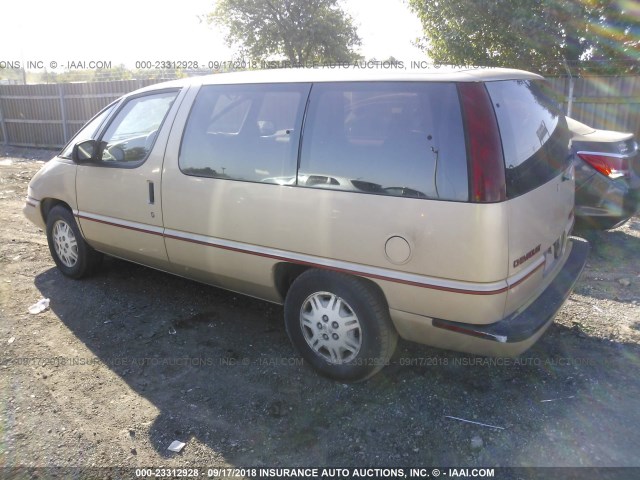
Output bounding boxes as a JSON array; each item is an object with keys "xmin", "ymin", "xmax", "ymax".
[
  {"xmin": 546, "ymin": 76, "xmax": 640, "ymax": 136},
  {"xmin": 1, "ymin": 75, "xmax": 640, "ymax": 149},
  {"xmin": 0, "ymin": 79, "xmax": 161, "ymax": 148}
]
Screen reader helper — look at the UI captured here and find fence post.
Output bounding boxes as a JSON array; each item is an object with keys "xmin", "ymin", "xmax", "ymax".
[
  {"xmin": 562, "ymin": 60, "xmax": 574, "ymax": 118},
  {"xmin": 58, "ymin": 83, "xmax": 69, "ymax": 143},
  {"xmin": 0, "ymin": 90, "xmax": 8, "ymax": 146}
]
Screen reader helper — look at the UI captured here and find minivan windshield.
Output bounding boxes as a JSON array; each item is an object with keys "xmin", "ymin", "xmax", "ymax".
[{"xmin": 486, "ymin": 80, "xmax": 570, "ymax": 198}]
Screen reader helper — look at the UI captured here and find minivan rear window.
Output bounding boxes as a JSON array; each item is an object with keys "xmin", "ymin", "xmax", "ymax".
[
  {"xmin": 299, "ymin": 82, "xmax": 469, "ymax": 201},
  {"xmin": 486, "ymin": 80, "xmax": 570, "ymax": 198}
]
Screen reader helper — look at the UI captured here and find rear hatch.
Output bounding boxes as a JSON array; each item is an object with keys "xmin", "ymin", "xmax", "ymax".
[{"xmin": 485, "ymin": 80, "xmax": 574, "ymax": 310}]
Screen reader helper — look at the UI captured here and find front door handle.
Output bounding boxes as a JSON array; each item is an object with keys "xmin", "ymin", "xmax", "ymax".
[{"xmin": 148, "ymin": 181, "xmax": 155, "ymax": 204}]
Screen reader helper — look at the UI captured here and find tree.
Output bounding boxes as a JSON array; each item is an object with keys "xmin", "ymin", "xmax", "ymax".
[
  {"xmin": 209, "ymin": 0, "xmax": 362, "ymax": 64},
  {"xmin": 407, "ymin": 0, "xmax": 640, "ymax": 74}
]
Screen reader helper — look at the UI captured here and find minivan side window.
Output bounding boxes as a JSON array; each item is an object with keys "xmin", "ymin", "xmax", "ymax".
[
  {"xmin": 59, "ymin": 104, "xmax": 116, "ymax": 159},
  {"xmin": 486, "ymin": 80, "xmax": 570, "ymax": 198},
  {"xmin": 179, "ymin": 83, "xmax": 311, "ymax": 183},
  {"xmin": 98, "ymin": 90, "xmax": 179, "ymax": 164},
  {"xmin": 299, "ymin": 82, "xmax": 469, "ymax": 201}
]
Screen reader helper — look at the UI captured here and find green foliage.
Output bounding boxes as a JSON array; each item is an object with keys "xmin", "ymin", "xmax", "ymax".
[
  {"xmin": 209, "ymin": 0, "xmax": 362, "ymax": 64},
  {"xmin": 407, "ymin": 0, "xmax": 640, "ymax": 74}
]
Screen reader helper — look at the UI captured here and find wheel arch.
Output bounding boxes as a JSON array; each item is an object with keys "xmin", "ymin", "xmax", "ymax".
[
  {"xmin": 41, "ymin": 198, "xmax": 72, "ymax": 223},
  {"xmin": 273, "ymin": 262, "xmax": 390, "ymax": 308}
]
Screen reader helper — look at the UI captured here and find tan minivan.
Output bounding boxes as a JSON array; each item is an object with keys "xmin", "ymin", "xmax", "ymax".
[{"xmin": 24, "ymin": 67, "xmax": 589, "ymax": 381}]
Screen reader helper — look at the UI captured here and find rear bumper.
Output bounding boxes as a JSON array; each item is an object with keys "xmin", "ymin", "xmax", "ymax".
[{"xmin": 391, "ymin": 238, "xmax": 590, "ymax": 356}]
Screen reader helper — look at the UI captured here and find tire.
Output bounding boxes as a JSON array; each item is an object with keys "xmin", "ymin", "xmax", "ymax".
[
  {"xmin": 46, "ymin": 205, "xmax": 102, "ymax": 279},
  {"xmin": 284, "ymin": 269, "xmax": 398, "ymax": 382}
]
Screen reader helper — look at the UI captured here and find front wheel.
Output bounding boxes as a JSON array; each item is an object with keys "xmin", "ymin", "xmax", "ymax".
[
  {"xmin": 46, "ymin": 205, "xmax": 102, "ymax": 279},
  {"xmin": 284, "ymin": 269, "xmax": 398, "ymax": 382}
]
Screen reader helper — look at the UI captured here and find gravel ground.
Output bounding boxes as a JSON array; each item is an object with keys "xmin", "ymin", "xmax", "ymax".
[{"xmin": 1, "ymin": 147, "xmax": 639, "ymax": 476}]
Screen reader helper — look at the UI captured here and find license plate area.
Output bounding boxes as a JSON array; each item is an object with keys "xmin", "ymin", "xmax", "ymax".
[{"xmin": 543, "ymin": 231, "xmax": 568, "ymax": 276}]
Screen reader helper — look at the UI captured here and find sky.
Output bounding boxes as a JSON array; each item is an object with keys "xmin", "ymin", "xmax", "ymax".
[{"xmin": 0, "ymin": 0, "xmax": 425, "ymax": 71}]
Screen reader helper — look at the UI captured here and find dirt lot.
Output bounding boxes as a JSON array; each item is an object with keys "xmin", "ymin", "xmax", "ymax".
[{"xmin": 1, "ymin": 147, "xmax": 640, "ymax": 474}]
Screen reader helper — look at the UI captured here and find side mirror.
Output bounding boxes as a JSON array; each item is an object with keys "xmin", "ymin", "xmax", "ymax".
[{"xmin": 72, "ymin": 139, "xmax": 100, "ymax": 163}]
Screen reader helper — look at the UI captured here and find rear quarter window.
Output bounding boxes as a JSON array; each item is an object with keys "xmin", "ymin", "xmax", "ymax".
[
  {"xmin": 299, "ymin": 82, "xmax": 469, "ymax": 201},
  {"xmin": 486, "ymin": 80, "xmax": 571, "ymax": 198}
]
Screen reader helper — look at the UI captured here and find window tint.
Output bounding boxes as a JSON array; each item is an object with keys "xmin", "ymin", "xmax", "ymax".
[
  {"xmin": 299, "ymin": 82, "xmax": 468, "ymax": 201},
  {"xmin": 486, "ymin": 80, "xmax": 570, "ymax": 197},
  {"xmin": 180, "ymin": 83, "xmax": 310, "ymax": 183},
  {"xmin": 99, "ymin": 90, "xmax": 178, "ymax": 164},
  {"xmin": 60, "ymin": 104, "xmax": 115, "ymax": 159}
]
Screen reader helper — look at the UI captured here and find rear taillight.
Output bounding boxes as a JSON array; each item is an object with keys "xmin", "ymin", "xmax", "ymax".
[
  {"xmin": 458, "ymin": 82, "xmax": 506, "ymax": 203},
  {"xmin": 577, "ymin": 152, "xmax": 629, "ymax": 179}
]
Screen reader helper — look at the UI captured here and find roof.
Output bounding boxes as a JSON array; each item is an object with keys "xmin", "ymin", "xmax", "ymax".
[{"xmin": 136, "ymin": 66, "xmax": 543, "ymax": 94}]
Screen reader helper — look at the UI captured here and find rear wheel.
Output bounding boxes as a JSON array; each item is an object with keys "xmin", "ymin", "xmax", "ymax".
[
  {"xmin": 284, "ymin": 269, "xmax": 398, "ymax": 381},
  {"xmin": 46, "ymin": 205, "xmax": 102, "ymax": 278}
]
